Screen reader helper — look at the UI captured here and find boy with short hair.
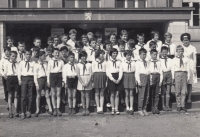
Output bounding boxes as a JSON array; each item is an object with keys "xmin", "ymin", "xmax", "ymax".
[
  {"xmin": 17, "ymin": 41, "xmax": 25, "ymax": 62},
  {"xmin": 67, "ymin": 29, "xmax": 77, "ymax": 51},
  {"xmin": 57, "ymin": 33, "xmax": 68, "ymax": 50},
  {"xmin": 82, "ymin": 34, "xmax": 89, "ymax": 51},
  {"xmin": 135, "ymin": 33, "xmax": 146, "ymax": 50},
  {"xmin": 60, "ymin": 46, "xmax": 69, "ymax": 64},
  {"xmin": 127, "ymin": 39, "xmax": 137, "ymax": 61},
  {"xmin": 34, "ymin": 51, "xmax": 53, "ymax": 117},
  {"xmin": 32, "ymin": 37, "xmax": 42, "ymax": 50},
  {"xmin": 146, "ymin": 41, "xmax": 157, "ymax": 61},
  {"xmin": 2, "ymin": 36, "xmax": 18, "ymax": 58},
  {"xmin": 53, "ymin": 35, "xmax": 60, "ymax": 48},
  {"xmin": 32, "ymin": 46, "xmax": 40, "ymax": 62},
  {"xmin": 162, "ymin": 32, "xmax": 177, "ymax": 59},
  {"xmin": 95, "ymin": 31, "xmax": 103, "ymax": 49},
  {"xmin": 148, "ymin": 49, "xmax": 163, "ymax": 114},
  {"xmin": 18, "ymin": 50, "xmax": 36, "ymax": 119},
  {"xmin": 47, "ymin": 48, "xmax": 64, "ymax": 116},
  {"xmin": 73, "ymin": 41, "xmax": 84, "ymax": 63},
  {"xmin": 4, "ymin": 51, "xmax": 19, "ymax": 118},
  {"xmin": 117, "ymin": 40, "xmax": 125, "ymax": 62},
  {"xmin": 135, "ymin": 48, "xmax": 150, "ymax": 116},
  {"xmin": 85, "ymin": 38, "xmax": 96, "ymax": 63},
  {"xmin": 0, "ymin": 47, "xmax": 11, "ymax": 104},
  {"xmin": 103, "ymin": 41, "xmax": 111, "ymax": 61},
  {"xmin": 172, "ymin": 45, "xmax": 190, "ymax": 112},
  {"xmin": 160, "ymin": 46, "xmax": 173, "ymax": 111},
  {"xmin": 45, "ymin": 47, "xmax": 53, "ymax": 62}
]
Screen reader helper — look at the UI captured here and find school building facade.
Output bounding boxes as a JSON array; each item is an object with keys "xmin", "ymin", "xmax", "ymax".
[{"xmin": 0, "ymin": 0, "xmax": 199, "ymax": 76}]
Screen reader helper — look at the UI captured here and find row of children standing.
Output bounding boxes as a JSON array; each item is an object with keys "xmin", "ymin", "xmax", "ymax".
[{"xmin": 0, "ymin": 29, "xmax": 197, "ymax": 119}]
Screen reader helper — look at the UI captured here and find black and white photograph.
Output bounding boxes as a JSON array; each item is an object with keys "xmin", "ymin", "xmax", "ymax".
[{"xmin": 0, "ymin": 0, "xmax": 200, "ymax": 137}]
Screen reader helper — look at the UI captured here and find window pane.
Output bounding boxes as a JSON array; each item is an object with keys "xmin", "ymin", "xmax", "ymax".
[
  {"xmin": 18, "ymin": 0, "xmax": 26, "ymax": 8},
  {"xmin": 91, "ymin": 0, "xmax": 99, "ymax": 8},
  {"xmin": 193, "ymin": 3, "xmax": 199, "ymax": 14},
  {"xmin": 138, "ymin": 0, "xmax": 145, "ymax": 8},
  {"xmin": 79, "ymin": 0, "xmax": 87, "ymax": 8},
  {"xmin": 193, "ymin": 15, "xmax": 199, "ymax": 26},
  {"xmin": 13, "ymin": 0, "xmax": 17, "ymax": 8},
  {"xmin": 127, "ymin": 0, "xmax": 135, "ymax": 8},
  {"xmin": 65, "ymin": 0, "xmax": 75, "ymax": 8},
  {"xmin": 29, "ymin": 0, "xmax": 37, "ymax": 8},
  {"xmin": 182, "ymin": 3, "xmax": 189, "ymax": 7},
  {"xmin": 116, "ymin": 0, "xmax": 124, "ymax": 8},
  {"xmin": 41, "ymin": 0, "xmax": 48, "ymax": 8}
]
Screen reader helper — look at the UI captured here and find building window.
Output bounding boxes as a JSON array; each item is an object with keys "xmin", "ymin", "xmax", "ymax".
[
  {"xmin": 116, "ymin": 0, "xmax": 124, "ymax": 8},
  {"xmin": 64, "ymin": 0, "xmax": 75, "ymax": 8},
  {"xmin": 41, "ymin": 0, "xmax": 49, "ymax": 8},
  {"xmin": 167, "ymin": 0, "xmax": 173, "ymax": 7},
  {"xmin": 18, "ymin": 0, "xmax": 26, "ymax": 8},
  {"xmin": 79, "ymin": 0, "xmax": 87, "ymax": 8},
  {"xmin": 91, "ymin": 0, "xmax": 99, "ymax": 8},
  {"xmin": 193, "ymin": 3, "xmax": 199, "ymax": 26},
  {"xmin": 127, "ymin": 0, "xmax": 135, "ymax": 8},
  {"xmin": 138, "ymin": 0, "xmax": 145, "ymax": 8},
  {"xmin": 29, "ymin": 0, "xmax": 37, "ymax": 8}
]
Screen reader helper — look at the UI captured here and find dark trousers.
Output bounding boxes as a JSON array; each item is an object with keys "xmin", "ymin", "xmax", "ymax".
[
  {"xmin": 21, "ymin": 76, "xmax": 34, "ymax": 113},
  {"xmin": 150, "ymin": 74, "xmax": 160, "ymax": 109},
  {"xmin": 138, "ymin": 74, "xmax": 150, "ymax": 111},
  {"xmin": 2, "ymin": 77, "xmax": 8, "ymax": 102}
]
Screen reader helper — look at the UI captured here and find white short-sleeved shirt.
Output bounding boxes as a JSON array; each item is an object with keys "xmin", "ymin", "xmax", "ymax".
[{"xmin": 183, "ymin": 44, "xmax": 197, "ymax": 60}]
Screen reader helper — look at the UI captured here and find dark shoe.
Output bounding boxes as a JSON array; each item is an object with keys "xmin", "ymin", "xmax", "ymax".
[
  {"xmin": 15, "ymin": 113, "xmax": 19, "ymax": 117},
  {"xmin": 151, "ymin": 108, "xmax": 156, "ymax": 114},
  {"xmin": 166, "ymin": 106, "xmax": 172, "ymax": 111},
  {"xmin": 57, "ymin": 108, "xmax": 62, "ymax": 116},
  {"xmin": 155, "ymin": 109, "xmax": 160, "ymax": 114},
  {"xmin": 53, "ymin": 108, "xmax": 57, "ymax": 116},
  {"xmin": 82, "ymin": 108, "xmax": 86, "ymax": 116},
  {"xmin": 68, "ymin": 108, "xmax": 72, "ymax": 115},
  {"xmin": 126, "ymin": 110, "xmax": 130, "ymax": 115},
  {"xmin": 177, "ymin": 107, "xmax": 181, "ymax": 112},
  {"xmin": 86, "ymin": 109, "xmax": 90, "ymax": 116},
  {"xmin": 181, "ymin": 107, "xmax": 187, "ymax": 112},
  {"xmin": 129, "ymin": 110, "xmax": 134, "ymax": 115},
  {"xmin": 26, "ymin": 112, "xmax": 31, "ymax": 118},
  {"xmin": 72, "ymin": 108, "xmax": 76, "ymax": 115},
  {"xmin": 20, "ymin": 114, "xmax": 26, "ymax": 120},
  {"xmin": 8, "ymin": 113, "xmax": 13, "ymax": 118},
  {"xmin": 34, "ymin": 112, "xmax": 39, "ymax": 117},
  {"xmin": 163, "ymin": 106, "xmax": 168, "ymax": 111}
]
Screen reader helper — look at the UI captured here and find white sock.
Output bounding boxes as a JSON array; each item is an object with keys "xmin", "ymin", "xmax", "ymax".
[
  {"xmin": 126, "ymin": 107, "xmax": 130, "ymax": 110},
  {"xmin": 130, "ymin": 107, "xmax": 133, "ymax": 111}
]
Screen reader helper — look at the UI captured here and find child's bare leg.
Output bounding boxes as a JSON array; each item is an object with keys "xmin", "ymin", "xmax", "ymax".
[
  {"xmin": 68, "ymin": 88, "xmax": 72, "ymax": 108},
  {"xmin": 8, "ymin": 92, "xmax": 12, "ymax": 114},
  {"xmin": 51, "ymin": 87, "xmax": 56, "ymax": 109},
  {"xmin": 81, "ymin": 91, "xmax": 86, "ymax": 108},
  {"xmin": 130, "ymin": 89, "xmax": 134, "ymax": 110},
  {"xmin": 115, "ymin": 91, "xmax": 119, "ymax": 111},
  {"xmin": 56, "ymin": 87, "xmax": 61, "ymax": 109},
  {"xmin": 161, "ymin": 85, "xmax": 166, "ymax": 108},
  {"xmin": 95, "ymin": 89, "xmax": 100, "ymax": 110},
  {"xmin": 166, "ymin": 85, "xmax": 171, "ymax": 107},
  {"xmin": 72, "ymin": 89, "xmax": 77, "ymax": 108},
  {"xmin": 45, "ymin": 89, "xmax": 52, "ymax": 112},
  {"xmin": 100, "ymin": 88, "xmax": 105, "ymax": 111},
  {"xmin": 110, "ymin": 91, "xmax": 115, "ymax": 109},
  {"xmin": 187, "ymin": 84, "xmax": 192, "ymax": 103},
  {"xmin": 85, "ymin": 90, "xmax": 90, "ymax": 109},
  {"xmin": 125, "ymin": 89, "xmax": 129, "ymax": 110},
  {"xmin": 36, "ymin": 89, "xmax": 41, "ymax": 113}
]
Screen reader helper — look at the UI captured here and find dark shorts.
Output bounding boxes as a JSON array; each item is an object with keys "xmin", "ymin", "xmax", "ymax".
[
  {"xmin": 50, "ymin": 72, "xmax": 62, "ymax": 87},
  {"xmin": 6, "ymin": 76, "xmax": 19, "ymax": 92},
  {"xmin": 67, "ymin": 76, "xmax": 78, "ymax": 89},
  {"xmin": 162, "ymin": 71, "xmax": 172, "ymax": 85},
  {"xmin": 38, "ymin": 77, "xmax": 48, "ymax": 90}
]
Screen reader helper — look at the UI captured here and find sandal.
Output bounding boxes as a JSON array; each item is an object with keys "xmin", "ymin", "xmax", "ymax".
[
  {"xmin": 115, "ymin": 110, "xmax": 120, "ymax": 115},
  {"xmin": 111, "ymin": 109, "xmax": 115, "ymax": 115}
]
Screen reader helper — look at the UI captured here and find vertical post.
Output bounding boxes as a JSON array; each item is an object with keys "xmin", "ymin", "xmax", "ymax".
[
  {"xmin": 135, "ymin": 0, "xmax": 138, "ymax": 8},
  {"xmin": 145, "ymin": 0, "xmax": 147, "ymax": 7},
  {"xmin": 189, "ymin": 2, "xmax": 193, "ymax": 27},
  {"xmin": 26, "ymin": 0, "xmax": 29, "ymax": 8},
  {"xmin": 0, "ymin": 22, "xmax": 6, "ymax": 59},
  {"xmin": 99, "ymin": 0, "xmax": 101, "ymax": 7},
  {"xmin": 75, "ymin": 0, "xmax": 79, "ymax": 8},
  {"xmin": 48, "ymin": 0, "xmax": 50, "ymax": 8},
  {"xmin": 87, "ymin": 0, "xmax": 91, "ymax": 8},
  {"xmin": 37, "ymin": 0, "xmax": 41, "ymax": 8},
  {"xmin": 124, "ymin": 0, "xmax": 128, "ymax": 8}
]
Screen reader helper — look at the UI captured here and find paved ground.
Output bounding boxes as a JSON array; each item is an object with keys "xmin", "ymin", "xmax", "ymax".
[{"xmin": 1, "ymin": 112, "xmax": 200, "ymax": 137}]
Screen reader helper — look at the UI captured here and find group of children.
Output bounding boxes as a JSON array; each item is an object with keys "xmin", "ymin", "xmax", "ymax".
[{"xmin": 0, "ymin": 29, "xmax": 197, "ymax": 119}]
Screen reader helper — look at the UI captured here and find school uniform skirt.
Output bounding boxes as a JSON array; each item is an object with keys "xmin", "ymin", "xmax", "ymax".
[
  {"xmin": 77, "ymin": 75, "xmax": 92, "ymax": 91},
  {"xmin": 50, "ymin": 72, "xmax": 62, "ymax": 87},
  {"xmin": 123, "ymin": 72, "xmax": 136, "ymax": 89},
  {"xmin": 93, "ymin": 72, "xmax": 107, "ymax": 88},
  {"xmin": 107, "ymin": 73, "xmax": 124, "ymax": 91}
]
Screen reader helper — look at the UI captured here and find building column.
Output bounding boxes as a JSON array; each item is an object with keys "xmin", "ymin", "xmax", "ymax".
[
  {"xmin": 135, "ymin": 0, "xmax": 138, "ymax": 8},
  {"xmin": 75, "ymin": 0, "xmax": 79, "ymax": 8},
  {"xmin": 189, "ymin": 2, "xmax": 193, "ymax": 27},
  {"xmin": 0, "ymin": 22, "xmax": 6, "ymax": 59},
  {"xmin": 87, "ymin": 0, "xmax": 91, "ymax": 8},
  {"xmin": 124, "ymin": 0, "xmax": 128, "ymax": 8},
  {"xmin": 26, "ymin": 0, "xmax": 29, "ymax": 8},
  {"xmin": 50, "ymin": 0, "xmax": 62, "ymax": 8},
  {"xmin": 147, "ymin": 0, "xmax": 156, "ymax": 7},
  {"xmin": 37, "ymin": 0, "xmax": 41, "ymax": 8},
  {"xmin": 165, "ymin": 20, "xmax": 189, "ymax": 46}
]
